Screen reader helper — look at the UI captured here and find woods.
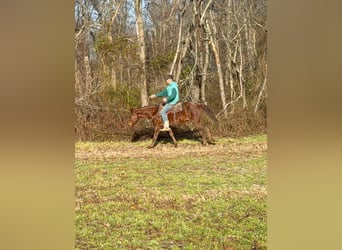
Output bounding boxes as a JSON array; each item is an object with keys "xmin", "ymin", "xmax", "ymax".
[{"xmin": 75, "ymin": 0, "xmax": 267, "ymax": 141}]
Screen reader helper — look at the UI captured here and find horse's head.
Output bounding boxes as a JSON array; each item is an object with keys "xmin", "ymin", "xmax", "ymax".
[{"xmin": 128, "ymin": 109, "xmax": 139, "ymax": 127}]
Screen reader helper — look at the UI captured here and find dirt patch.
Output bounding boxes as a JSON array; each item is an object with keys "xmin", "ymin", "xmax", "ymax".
[{"xmin": 75, "ymin": 138, "xmax": 267, "ymax": 161}]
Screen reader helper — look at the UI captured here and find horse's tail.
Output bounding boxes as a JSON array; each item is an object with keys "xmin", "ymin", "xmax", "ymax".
[{"xmin": 201, "ymin": 104, "xmax": 219, "ymax": 123}]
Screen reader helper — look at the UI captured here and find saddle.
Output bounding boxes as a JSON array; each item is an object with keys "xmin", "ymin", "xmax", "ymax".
[
  {"xmin": 157, "ymin": 102, "xmax": 183, "ymax": 114},
  {"xmin": 155, "ymin": 102, "xmax": 189, "ymax": 124},
  {"xmin": 168, "ymin": 102, "xmax": 183, "ymax": 113}
]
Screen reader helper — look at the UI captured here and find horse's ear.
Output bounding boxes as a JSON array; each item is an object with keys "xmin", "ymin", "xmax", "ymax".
[{"xmin": 130, "ymin": 108, "xmax": 133, "ymax": 112}]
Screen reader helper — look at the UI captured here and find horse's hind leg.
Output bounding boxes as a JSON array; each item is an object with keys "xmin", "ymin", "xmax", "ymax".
[
  {"xmin": 168, "ymin": 128, "xmax": 178, "ymax": 147},
  {"xmin": 204, "ymin": 127, "xmax": 215, "ymax": 142},
  {"xmin": 194, "ymin": 121, "xmax": 208, "ymax": 145},
  {"xmin": 199, "ymin": 129, "xmax": 208, "ymax": 145}
]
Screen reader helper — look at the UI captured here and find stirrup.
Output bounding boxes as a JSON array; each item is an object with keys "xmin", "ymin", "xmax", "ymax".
[{"xmin": 160, "ymin": 127, "xmax": 170, "ymax": 131}]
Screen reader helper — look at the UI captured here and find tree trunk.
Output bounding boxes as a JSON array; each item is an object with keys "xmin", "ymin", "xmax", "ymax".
[
  {"xmin": 255, "ymin": 63, "xmax": 267, "ymax": 112},
  {"xmin": 201, "ymin": 39, "xmax": 209, "ymax": 103},
  {"xmin": 134, "ymin": 0, "xmax": 148, "ymax": 107},
  {"xmin": 206, "ymin": 12, "xmax": 227, "ymax": 117},
  {"xmin": 226, "ymin": 0, "xmax": 236, "ymax": 100},
  {"xmin": 84, "ymin": 55, "xmax": 92, "ymax": 95},
  {"xmin": 170, "ymin": 7, "xmax": 184, "ymax": 75},
  {"xmin": 174, "ymin": 22, "xmax": 192, "ymax": 83},
  {"xmin": 238, "ymin": 35, "xmax": 247, "ymax": 108}
]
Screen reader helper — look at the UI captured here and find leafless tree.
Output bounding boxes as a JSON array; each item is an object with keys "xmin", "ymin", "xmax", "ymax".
[{"xmin": 134, "ymin": 0, "xmax": 148, "ymax": 107}]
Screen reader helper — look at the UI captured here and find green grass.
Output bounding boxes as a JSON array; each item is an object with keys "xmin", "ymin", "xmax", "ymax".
[{"xmin": 75, "ymin": 135, "xmax": 267, "ymax": 249}]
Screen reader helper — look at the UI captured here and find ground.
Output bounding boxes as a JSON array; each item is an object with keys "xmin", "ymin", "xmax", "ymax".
[{"xmin": 75, "ymin": 134, "xmax": 267, "ymax": 249}]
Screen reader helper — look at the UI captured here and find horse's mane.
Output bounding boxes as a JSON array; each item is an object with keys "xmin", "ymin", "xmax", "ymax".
[
  {"xmin": 131, "ymin": 105, "xmax": 159, "ymax": 116},
  {"xmin": 141, "ymin": 105, "xmax": 159, "ymax": 108}
]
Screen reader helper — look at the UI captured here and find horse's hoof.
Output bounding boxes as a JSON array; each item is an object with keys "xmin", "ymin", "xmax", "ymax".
[
  {"xmin": 147, "ymin": 145, "xmax": 154, "ymax": 149},
  {"xmin": 174, "ymin": 144, "xmax": 178, "ymax": 147}
]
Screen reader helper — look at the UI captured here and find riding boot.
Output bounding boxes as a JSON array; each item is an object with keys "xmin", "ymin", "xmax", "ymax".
[{"xmin": 160, "ymin": 121, "xmax": 170, "ymax": 131}]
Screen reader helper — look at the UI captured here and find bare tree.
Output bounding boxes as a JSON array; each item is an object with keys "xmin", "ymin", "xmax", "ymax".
[
  {"xmin": 206, "ymin": 10, "xmax": 227, "ymax": 117},
  {"xmin": 134, "ymin": 0, "xmax": 148, "ymax": 107},
  {"xmin": 170, "ymin": 0, "xmax": 187, "ymax": 76}
]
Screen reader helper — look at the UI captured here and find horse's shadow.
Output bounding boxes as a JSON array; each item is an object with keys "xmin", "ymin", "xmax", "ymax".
[{"xmin": 131, "ymin": 126, "xmax": 216, "ymax": 146}]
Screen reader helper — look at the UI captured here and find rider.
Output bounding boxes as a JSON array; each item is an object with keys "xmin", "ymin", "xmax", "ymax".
[{"xmin": 149, "ymin": 74, "xmax": 179, "ymax": 131}]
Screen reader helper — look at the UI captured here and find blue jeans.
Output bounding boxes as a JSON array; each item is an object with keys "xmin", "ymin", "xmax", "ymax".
[{"xmin": 160, "ymin": 103, "xmax": 173, "ymax": 122}]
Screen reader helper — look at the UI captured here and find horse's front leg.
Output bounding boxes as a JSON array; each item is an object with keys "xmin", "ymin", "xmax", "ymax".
[
  {"xmin": 168, "ymin": 128, "xmax": 178, "ymax": 147},
  {"xmin": 130, "ymin": 128, "xmax": 136, "ymax": 142},
  {"xmin": 147, "ymin": 127, "xmax": 160, "ymax": 148}
]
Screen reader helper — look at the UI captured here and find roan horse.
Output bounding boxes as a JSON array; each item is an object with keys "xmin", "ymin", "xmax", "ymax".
[{"xmin": 128, "ymin": 102, "xmax": 218, "ymax": 148}]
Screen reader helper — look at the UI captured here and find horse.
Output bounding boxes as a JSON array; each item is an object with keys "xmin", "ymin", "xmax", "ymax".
[{"xmin": 128, "ymin": 102, "xmax": 218, "ymax": 148}]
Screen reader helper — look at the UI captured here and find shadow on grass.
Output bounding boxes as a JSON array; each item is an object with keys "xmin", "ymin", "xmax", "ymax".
[{"xmin": 131, "ymin": 126, "xmax": 217, "ymax": 146}]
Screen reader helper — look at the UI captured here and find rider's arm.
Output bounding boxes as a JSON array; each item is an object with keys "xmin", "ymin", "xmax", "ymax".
[{"xmin": 156, "ymin": 88, "xmax": 168, "ymax": 97}]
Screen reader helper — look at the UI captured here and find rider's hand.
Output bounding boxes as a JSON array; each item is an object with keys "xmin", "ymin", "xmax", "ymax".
[
  {"xmin": 163, "ymin": 97, "xmax": 167, "ymax": 103},
  {"xmin": 149, "ymin": 94, "xmax": 156, "ymax": 99}
]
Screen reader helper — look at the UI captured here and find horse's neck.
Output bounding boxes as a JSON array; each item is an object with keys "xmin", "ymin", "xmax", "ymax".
[
  {"xmin": 136, "ymin": 106, "xmax": 158, "ymax": 119},
  {"xmin": 139, "ymin": 112, "xmax": 152, "ymax": 118}
]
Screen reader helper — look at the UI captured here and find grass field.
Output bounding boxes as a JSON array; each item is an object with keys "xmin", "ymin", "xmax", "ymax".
[{"xmin": 75, "ymin": 135, "xmax": 267, "ymax": 249}]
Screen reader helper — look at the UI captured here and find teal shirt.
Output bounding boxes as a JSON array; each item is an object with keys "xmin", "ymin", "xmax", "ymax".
[{"xmin": 156, "ymin": 82, "xmax": 179, "ymax": 105}]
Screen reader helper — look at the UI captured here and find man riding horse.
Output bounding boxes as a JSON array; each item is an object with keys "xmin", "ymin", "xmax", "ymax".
[{"xmin": 149, "ymin": 74, "xmax": 179, "ymax": 131}]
